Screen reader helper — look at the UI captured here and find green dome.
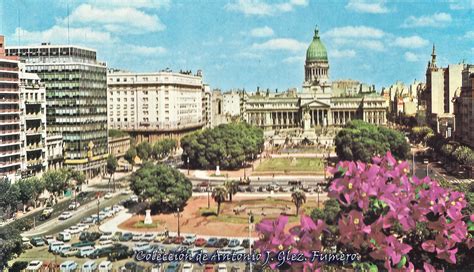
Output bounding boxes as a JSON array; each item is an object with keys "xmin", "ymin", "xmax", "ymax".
[{"xmin": 306, "ymin": 27, "xmax": 328, "ymax": 62}]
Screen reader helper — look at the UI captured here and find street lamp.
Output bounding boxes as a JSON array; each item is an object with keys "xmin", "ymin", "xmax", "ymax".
[
  {"xmin": 177, "ymin": 208, "xmax": 181, "ymax": 237},
  {"xmin": 251, "ymin": 153, "xmax": 254, "ymax": 171},
  {"xmin": 96, "ymin": 197, "xmax": 100, "ymax": 225},
  {"xmin": 207, "ymin": 182, "xmax": 211, "ymax": 209},
  {"xmin": 426, "ymin": 162, "xmax": 431, "ymax": 178},
  {"xmin": 316, "ymin": 185, "xmax": 321, "ymax": 209},
  {"xmin": 412, "ymin": 150, "xmax": 416, "ymax": 176},
  {"xmin": 248, "ymin": 211, "xmax": 254, "ymax": 272},
  {"xmin": 187, "ymin": 157, "xmax": 190, "ymax": 175}
]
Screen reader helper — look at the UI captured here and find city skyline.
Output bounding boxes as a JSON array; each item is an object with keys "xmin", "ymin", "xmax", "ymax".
[{"xmin": 1, "ymin": 0, "xmax": 473, "ymax": 91}]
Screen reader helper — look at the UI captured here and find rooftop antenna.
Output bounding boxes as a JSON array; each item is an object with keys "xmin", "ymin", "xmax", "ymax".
[{"xmin": 17, "ymin": 7, "xmax": 21, "ymax": 46}]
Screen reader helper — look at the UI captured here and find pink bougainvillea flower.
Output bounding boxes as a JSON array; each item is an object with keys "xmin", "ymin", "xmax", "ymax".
[{"xmin": 384, "ymin": 235, "xmax": 412, "ymax": 266}]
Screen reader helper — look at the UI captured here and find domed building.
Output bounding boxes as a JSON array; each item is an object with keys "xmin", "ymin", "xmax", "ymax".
[
  {"xmin": 240, "ymin": 26, "xmax": 388, "ymax": 143},
  {"xmin": 304, "ymin": 26, "xmax": 329, "ymax": 86}
]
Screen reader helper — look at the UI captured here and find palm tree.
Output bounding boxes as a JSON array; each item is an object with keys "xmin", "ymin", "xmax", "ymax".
[
  {"xmin": 212, "ymin": 186, "xmax": 227, "ymax": 216},
  {"xmin": 224, "ymin": 180, "xmax": 238, "ymax": 202},
  {"xmin": 291, "ymin": 190, "xmax": 306, "ymax": 216}
]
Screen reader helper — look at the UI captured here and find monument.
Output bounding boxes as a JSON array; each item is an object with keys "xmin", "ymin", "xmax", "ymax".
[{"xmin": 144, "ymin": 209, "xmax": 153, "ymax": 225}]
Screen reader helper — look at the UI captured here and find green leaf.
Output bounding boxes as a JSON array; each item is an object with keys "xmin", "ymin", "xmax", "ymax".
[{"xmin": 396, "ymin": 255, "xmax": 407, "ymax": 269}]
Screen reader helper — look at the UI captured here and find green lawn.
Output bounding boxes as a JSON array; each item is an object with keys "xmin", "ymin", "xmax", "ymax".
[{"xmin": 255, "ymin": 157, "xmax": 324, "ymax": 172}]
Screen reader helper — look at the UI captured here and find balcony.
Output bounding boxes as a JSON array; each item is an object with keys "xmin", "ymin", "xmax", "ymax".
[
  {"xmin": 27, "ymin": 159, "xmax": 43, "ymax": 167},
  {"xmin": 0, "ymin": 109, "xmax": 20, "ymax": 115},
  {"xmin": 0, "ymin": 77, "xmax": 19, "ymax": 82},
  {"xmin": 25, "ymin": 128, "xmax": 43, "ymax": 135},
  {"xmin": 0, "ymin": 88, "xmax": 19, "ymax": 93},
  {"xmin": 25, "ymin": 113, "xmax": 42, "ymax": 120},
  {"xmin": 0, "ymin": 139, "xmax": 20, "ymax": 147},
  {"xmin": 0, "ymin": 118, "xmax": 20, "ymax": 124},
  {"xmin": 0, "ymin": 99, "xmax": 19, "ymax": 104},
  {"xmin": 0, "ymin": 67, "xmax": 19, "ymax": 72},
  {"xmin": 0, "ymin": 150, "xmax": 21, "ymax": 157},
  {"xmin": 0, "ymin": 160, "xmax": 21, "ymax": 168},
  {"xmin": 0, "ymin": 129, "xmax": 20, "ymax": 135},
  {"xmin": 26, "ymin": 143, "xmax": 43, "ymax": 151}
]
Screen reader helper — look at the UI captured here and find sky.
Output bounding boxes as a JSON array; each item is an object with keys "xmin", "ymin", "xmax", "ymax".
[{"xmin": 1, "ymin": 0, "xmax": 473, "ymax": 91}]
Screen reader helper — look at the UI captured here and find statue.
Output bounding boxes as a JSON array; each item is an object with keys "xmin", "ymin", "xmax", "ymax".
[{"xmin": 303, "ymin": 106, "xmax": 311, "ymax": 131}]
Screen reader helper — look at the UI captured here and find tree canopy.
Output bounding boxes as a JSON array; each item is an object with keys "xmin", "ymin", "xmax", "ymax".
[
  {"xmin": 335, "ymin": 120, "xmax": 410, "ymax": 162},
  {"xmin": 181, "ymin": 123, "xmax": 264, "ymax": 170},
  {"xmin": 130, "ymin": 162, "xmax": 192, "ymax": 212}
]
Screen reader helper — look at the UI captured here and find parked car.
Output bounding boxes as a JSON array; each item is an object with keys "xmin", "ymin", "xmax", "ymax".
[
  {"xmin": 217, "ymin": 264, "xmax": 228, "ymax": 272},
  {"xmin": 231, "ymin": 246, "xmax": 245, "ymax": 254},
  {"xmin": 59, "ymin": 260, "xmax": 77, "ymax": 272},
  {"xmin": 194, "ymin": 238, "xmax": 207, "ymax": 247},
  {"xmin": 154, "ymin": 232, "xmax": 166, "ymax": 242},
  {"xmin": 216, "ymin": 238, "xmax": 229, "ymax": 247},
  {"xmin": 204, "ymin": 264, "xmax": 214, "ymax": 272},
  {"xmin": 81, "ymin": 261, "xmax": 97, "ymax": 272},
  {"xmin": 68, "ymin": 201, "xmax": 80, "ymax": 210},
  {"xmin": 80, "ymin": 232, "xmax": 101, "ymax": 242},
  {"xmin": 48, "ymin": 241, "xmax": 64, "ymax": 252},
  {"xmin": 104, "ymin": 193, "xmax": 113, "ymax": 199},
  {"xmin": 72, "ymin": 241, "xmax": 95, "ymax": 248},
  {"xmin": 206, "ymin": 237, "xmax": 218, "ymax": 247},
  {"xmin": 26, "ymin": 260, "xmax": 43, "ymax": 272},
  {"xmin": 30, "ymin": 237, "xmax": 45, "ymax": 247},
  {"xmin": 43, "ymin": 235, "xmax": 55, "ymax": 245},
  {"xmin": 76, "ymin": 223, "xmax": 89, "ymax": 232},
  {"xmin": 90, "ymin": 246, "xmax": 114, "ymax": 259},
  {"xmin": 81, "ymin": 217, "xmax": 94, "ymax": 224},
  {"xmin": 10, "ymin": 261, "xmax": 28, "ymax": 272},
  {"xmin": 58, "ymin": 211, "xmax": 73, "ymax": 220},
  {"xmin": 241, "ymin": 239, "xmax": 250, "ymax": 249},
  {"xmin": 60, "ymin": 247, "xmax": 79, "ymax": 257},
  {"xmin": 57, "ymin": 232, "xmax": 71, "ymax": 242},
  {"xmin": 182, "ymin": 234, "xmax": 196, "ymax": 245},
  {"xmin": 181, "ymin": 263, "xmax": 193, "ymax": 272},
  {"xmin": 76, "ymin": 246, "xmax": 95, "ymax": 258},
  {"xmin": 132, "ymin": 233, "xmax": 144, "ymax": 241},
  {"xmin": 141, "ymin": 233, "xmax": 155, "ymax": 242},
  {"xmin": 165, "ymin": 262, "xmax": 180, "ymax": 272},
  {"xmin": 108, "ymin": 246, "xmax": 133, "ymax": 262},
  {"xmin": 112, "ymin": 231, "xmax": 122, "ymax": 241},
  {"xmin": 100, "ymin": 232, "xmax": 114, "ymax": 241},
  {"xmin": 162, "ymin": 237, "xmax": 173, "ymax": 244},
  {"xmin": 172, "ymin": 236, "xmax": 184, "ymax": 244},
  {"xmin": 133, "ymin": 242, "xmax": 151, "ymax": 252},
  {"xmin": 67, "ymin": 226, "xmax": 81, "ymax": 235},
  {"xmin": 228, "ymin": 239, "xmax": 240, "ymax": 247},
  {"xmin": 119, "ymin": 232, "xmax": 133, "ymax": 241},
  {"xmin": 98, "ymin": 261, "xmax": 112, "ymax": 272}
]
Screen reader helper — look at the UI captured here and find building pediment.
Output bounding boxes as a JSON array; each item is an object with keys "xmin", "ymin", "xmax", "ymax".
[{"xmin": 301, "ymin": 99, "xmax": 331, "ymax": 108}]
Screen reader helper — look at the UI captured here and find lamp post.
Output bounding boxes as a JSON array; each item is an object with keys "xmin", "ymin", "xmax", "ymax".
[
  {"xmin": 251, "ymin": 153, "xmax": 254, "ymax": 171},
  {"xmin": 187, "ymin": 157, "xmax": 190, "ymax": 175},
  {"xmin": 248, "ymin": 211, "xmax": 254, "ymax": 272},
  {"xmin": 177, "ymin": 208, "xmax": 181, "ymax": 237},
  {"xmin": 317, "ymin": 185, "xmax": 321, "ymax": 209},
  {"xmin": 426, "ymin": 162, "xmax": 431, "ymax": 178},
  {"xmin": 412, "ymin": 150, "xmax": 416, "ymax": 176},
  {"xmin": 207, "ymin": 182, "xmax": 211, "ymax": 209},
  {"xmin": 96, "ymin": 197, "xmax": 100, "ymax": 225}
]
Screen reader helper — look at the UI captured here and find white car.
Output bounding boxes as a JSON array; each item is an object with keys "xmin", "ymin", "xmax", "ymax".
[
  {"xmin": 67, "ymin": 226, "xmax": 80, "ymax": 235},
  {"xmin": 68, "ymin": 201, "xmax": 80, "ymax": 210},
  {"xmin": 76, "ymin": 223, "xmax": 89, "ymax": 232},
  {"xmin": 182, "ymin": 234, "xmax": 196, "ymax": 245},
  {"xmin": 132, "ymin": 233, "xmax": 144, "ymax": 241},
  {"xmin": 104, "ymin": 193, "xmax": 113, "ymax": 199},
  {"xmin": 26, "ymin": 260, "xmax": 43, "ymax": 271},
  {"xmin": 133, "ymin": 242, "xmax": 151, "ymax": 252},
  {"xmin": 217, "ymin": 264, "xmax": 228, "ymax": 272},
  {"xmin": 231, "ymin": 246, "xmax": 246, "ymax": 254},
  {"xmin": 130, "ymin": 195, "xmax": 139, "ymax": 202},
  {"xmin": 112, "ymin": 205, "xmax": 124, "ymax": 213},
  {"xmin": 181, "ymin": 263, "xmax": 193, "ymax": 272},
  {"xmin": 100, "ymin": 232, "xmax": 114, "ymax": 241},
  {"xmin": 58, "ymin": 211, "xmax": 73, "ymax": 220}
]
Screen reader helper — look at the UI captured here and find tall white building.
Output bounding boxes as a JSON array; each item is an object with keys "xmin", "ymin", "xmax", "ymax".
[
  {"xmin": 222, "ymin": 90, "xmax": 241, "ymax": 117},
  {"xmin": 107, "ymin": 70, "xmax": 206, "ymax": 143}
]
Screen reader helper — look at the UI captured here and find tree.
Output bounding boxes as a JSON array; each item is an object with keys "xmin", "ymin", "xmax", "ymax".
[
  {"xmin": 0, "ymin": 179, "xmax": 20, "ymax": 219},
  {"xmin": 42, "ymin": 169, "xmax": 68, "ymax": 202},
  {"xmin": 16, "ymin": 177, "xmax": 39, "ymax": 211},
  {"xmin": 291, "ymin": 190, "xmax": 306, "ymax": 215},
  {"xmin": 0, "ymin": 226, "xmax": 22, "ymax": 271},
  {"xmin": 130, "ymin": 162, "xmax": 192, "ymax": 212},
  {"xmin": 181, "ymin": 123, "xmax": 264, "ymax": 170},
  {"xmin": 410, "ymin": 126, "xmax": 434, "ymax": 145},
  {"xmin": 224, "ymin": 180, "xmax": 238, "ymax": 202},
  {"xmin": 107, "ymin": 154, "xmax": 118, "ymax": 190},
  {"xmin": 136, "ymin": 142, "xmax": 152, "ymax": 161},
  {"xmin": 125, "ymin": 146, "xmax": 137, "ymax": 171},
  {"xmin": 310, "ymin": 198, "xmax": 340, "ymax": 225},
  {"xmin": 212, "ymin": 186, "xmax": 227, "ymax": 216},
  {"xmin": 335, "ymin": 120, "xmax": 409, "ymax": 162}
]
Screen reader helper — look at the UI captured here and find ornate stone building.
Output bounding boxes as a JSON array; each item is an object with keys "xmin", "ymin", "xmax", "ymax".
[{"xmin": 241, "ymin": 27, "xmax": 387, "ymax": 131}]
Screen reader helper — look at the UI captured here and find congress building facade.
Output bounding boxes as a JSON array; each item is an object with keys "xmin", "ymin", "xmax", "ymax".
[{"xmin": 241, "ymin": 27, "xmax": 387, "ymax": 131}]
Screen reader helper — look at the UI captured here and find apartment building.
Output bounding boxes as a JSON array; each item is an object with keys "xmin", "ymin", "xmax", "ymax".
[
  {"xmin": 454, "ymin": 65, "xmax": 474, "ymax": 148},
  {"xmin": 20, "ymin": 70, "xmax": 47, "ymax": 177},
  {"xmin": 107, "ymin": 70, "xmax": 206, "ymax": 143},
  {"xmin": 6, "ymin": 43, "xmax": 108, "ymax": 178}
]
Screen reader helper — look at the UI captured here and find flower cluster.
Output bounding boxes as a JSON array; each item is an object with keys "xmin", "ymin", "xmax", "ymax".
[{"xmin": 254, "ymin": 152, "xmax": 474, "ymax": 271}]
